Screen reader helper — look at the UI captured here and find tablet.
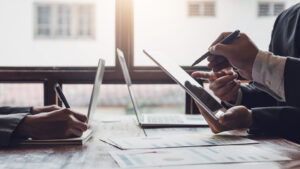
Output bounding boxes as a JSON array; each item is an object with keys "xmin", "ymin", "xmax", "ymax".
[{"xmin": 143, "ymin": 50, "xmax": 226, "ymax": 120}]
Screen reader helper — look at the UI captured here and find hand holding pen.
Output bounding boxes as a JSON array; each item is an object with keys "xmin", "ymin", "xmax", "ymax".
[
  {"xmin": 204, "ymin": 32, "xmax": 259, "ymax": 79},
  {"xmin": 191, "ymin": 30, "xmax": 240, "ymax": 68}
]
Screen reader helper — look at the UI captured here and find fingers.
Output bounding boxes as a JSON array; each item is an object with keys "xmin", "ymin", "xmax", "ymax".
[
  {"xmin": 209, "ymin": 74, "xmax": 238, "ymax": 90},
  {"xmin": 194, "ymin": 101, "xmax": 224, "ymax": 133},
  {"xmin": 67, "ymin": 128, "xmax": 84, "ymax": 137},
  {"xmin": 192, "ymin": 70, "xmax": 231, "ymax": 82},
  {"xmin": 218, "ymin": 106, "xmax": 252, "ymax": 130},
  {"xmin": 220, "ymin": 80, "xmax": 241, "ymax": 101},
  {"xmin": 218, "ymin": 111, "xmax": 234, "ymax": 125},
  {"xmin": 192, "ymin": 71, "xmax": 215, "ymax": 81},
  {"xmin": 209, "ymin": 32, "xmax": 232, "ymax": 47},
  {"xmin": 72, "ymin": 111, "xmax": 88, "ymax": 123},
  {"xmin": 213, "ymin": 80, "xmax": 241, "ymax": 101},
  {"xmin": 209, "ymin": 44, "xmax": 233, "ymax": 58},
  {"xmin": 70, "ymin": 115, "xmax": 88, "ymax": 132},
  {"xmin": 207, "ymin": 55, "xmax": 231, "ymax": 72},
  {"xmin": 63, "ymin": 108, "xmax": 88, "ymax": 123}
]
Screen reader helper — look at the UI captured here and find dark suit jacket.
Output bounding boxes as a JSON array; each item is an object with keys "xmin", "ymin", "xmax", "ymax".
[
  {"xmin": 240, "ymin": 3, "xmax": 300, "ymax": 143},
  {"xmin": 0, "ymin": 107, "xmax": 31, "ymax": 147}
]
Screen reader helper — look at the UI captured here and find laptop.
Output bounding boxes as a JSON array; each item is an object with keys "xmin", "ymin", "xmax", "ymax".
[
  {"xmin": 117, "ymin": 48, "xmax": 208, "ymax": 127},
  {"xmin": 143, "ymin": 49, "xmax": 227, "ymax": 121},
  {"xmin": 21, "ymin": 59, "xmax": 105, "ymax": 145}
]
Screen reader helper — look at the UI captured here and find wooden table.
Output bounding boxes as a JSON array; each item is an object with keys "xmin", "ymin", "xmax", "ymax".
[{"xmin": 1, "ymin": 115, "xmax": 300, "ymax": 169}]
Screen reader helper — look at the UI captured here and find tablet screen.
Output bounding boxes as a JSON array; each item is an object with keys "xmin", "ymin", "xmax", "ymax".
[{"xmin": 143, "ymin": 50, "xmax": 225, "ymax": 119}]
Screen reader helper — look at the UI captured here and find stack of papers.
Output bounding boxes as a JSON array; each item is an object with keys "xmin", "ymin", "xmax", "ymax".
[
  {"xmin": 110, "ymin": 145, "xmax": 290, "ymax": 168},
  {"xmin": 102, "ymin": 134, "xmax": 257, "ymax": 150}
]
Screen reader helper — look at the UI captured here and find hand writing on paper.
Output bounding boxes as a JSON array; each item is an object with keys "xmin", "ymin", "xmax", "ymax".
[{"xmin": 17, "ymin": 108, "xmax": 88, "ymax": 139}]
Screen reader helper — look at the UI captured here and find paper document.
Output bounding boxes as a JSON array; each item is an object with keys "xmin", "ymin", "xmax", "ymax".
[
  {"xmin": 21, "ymin": 129, "xmax": 93, "ymax": 145},
  {"xmin": 102, "ymin": 134, "xmax": 257, "ymax": 150},
  {"xmin": 144, "ymin": 127, "xmax": 212, "ymax": 136},
  {"xmin": 110, "ymin": 145, "xmax": 291, "ymax": 168}
]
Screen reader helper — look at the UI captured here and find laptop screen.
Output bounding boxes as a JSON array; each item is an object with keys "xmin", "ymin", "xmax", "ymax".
[
  {"xmin": 117, "ymin": 49, "xmax": 144, "ymax": 123},
  {"xmin": 143, "ymin": 50, "xmax": 224, "ymax": 119},
  {"xmin": 87, "ymin": 59, "xmax": 105, "ymax": 124}
]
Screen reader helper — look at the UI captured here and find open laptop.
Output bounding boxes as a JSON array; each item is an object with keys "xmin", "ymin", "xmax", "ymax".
[
  {"xmin": 143, "ymin": 50, "xmax": 226, "ymax": 121},
  {"xmin": 21, "ymin": 59, "xmax": 105, "ymax": 145},
  {"xmin": 117, "ymin": 48, "xmax": 208, "ymax": 127}
]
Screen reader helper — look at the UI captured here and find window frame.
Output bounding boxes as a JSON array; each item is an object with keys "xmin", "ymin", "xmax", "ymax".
[{"xmin": 0, "ymin": 0, "xmax": 209, "ymax": 106}]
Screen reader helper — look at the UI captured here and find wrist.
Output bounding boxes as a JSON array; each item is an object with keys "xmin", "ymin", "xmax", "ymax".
[
  {"xmin": 228, "ymin": 92, "xmax": 238, "ymax": 104},
  {"xmin": 246, "ymin": 109, "xmax": 253, "ymax": 128},
  {"xmin": 16, "ymin": 115, "xmax": 34, "ymax": 138}
]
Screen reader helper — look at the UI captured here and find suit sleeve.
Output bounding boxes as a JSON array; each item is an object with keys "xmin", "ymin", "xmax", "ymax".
[
  {"xmin": 0, "ymin": 107, "xmax": 32, "ymax": 147},
  {"xmin": 240, "ymin": 83, "xmax": 278, "ymax": 108},
  {"xmin": 284, "ymin": 57, "xmax": 300, "ymax": 107},
  {"xmin": 249, "ymin": 106, "xmax": 300, "ymax": 144}
]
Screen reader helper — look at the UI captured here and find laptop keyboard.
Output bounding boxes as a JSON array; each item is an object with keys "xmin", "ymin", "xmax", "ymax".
[{"xmin": 147, "ymin": 116, "xmax": 184, "ymax": 124}]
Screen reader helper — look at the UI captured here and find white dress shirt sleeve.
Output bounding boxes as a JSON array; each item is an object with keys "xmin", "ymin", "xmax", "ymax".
[{"xmin": 251, "ymin": 50, "xmax": 287, "ymax": 102}]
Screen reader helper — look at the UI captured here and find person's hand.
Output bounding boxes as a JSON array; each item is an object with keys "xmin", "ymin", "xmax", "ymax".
[
  {"xmin": 207, "ymin": 32, "xmax": 259, "ymax": 80},
  {"xmin": 195, "ymin": 102, "xmax": 252, "ymax": 133},
  {"xmin": 17, "ymin": 108, "xmax": 88, "ymax": 139},
  {"xmin": 31, "ymin": 105, "xmax": 61, "ymax": 114},
  {"xmin": 192, "ymin": 68, "xmax": 241, "ymax": 103},
  {"xmin": 219, "ymin": 106, "xmax": 252, "ymax": 130}
]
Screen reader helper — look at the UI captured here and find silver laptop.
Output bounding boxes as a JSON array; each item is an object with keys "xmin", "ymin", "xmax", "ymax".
[
  {"xmin": 117, "ymin": 48, "xmax": 208, "ymax": 127},
  {"xmin": 87, "ymin": 58, "xmax": 105, "ymax": 124}
]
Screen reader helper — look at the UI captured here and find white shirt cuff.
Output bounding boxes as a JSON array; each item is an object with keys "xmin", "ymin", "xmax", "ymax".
[
  {"xmin": 252, "ymin": 50, "xmax": 286, "ymax": 102},
  {"xmin": 223, "ymin": 88, "xmax": 243, "ymax": 107}
]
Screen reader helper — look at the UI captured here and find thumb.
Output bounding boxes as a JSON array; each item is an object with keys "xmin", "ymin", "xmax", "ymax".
[
  {"xmin": 218, "ymin": 110, "xmax": 234, "ymax": 124},
  {"xmin": 209, "ymin": 44, "xmax": 232, "ymax": 58}
]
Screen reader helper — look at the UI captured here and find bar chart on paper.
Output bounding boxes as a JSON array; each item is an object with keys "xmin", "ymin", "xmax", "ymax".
[{"xmin": 110, "ymin": 145, "xmax": 291, "ymax": 168}]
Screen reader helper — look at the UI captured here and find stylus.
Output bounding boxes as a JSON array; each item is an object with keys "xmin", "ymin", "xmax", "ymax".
[
  {"xmin": 191, "ymin": 30, "xmax": 240, "ymax": 66},
  {"xmin": 55, "ymin": 85, "xmax": 71, "ymax": 108}
]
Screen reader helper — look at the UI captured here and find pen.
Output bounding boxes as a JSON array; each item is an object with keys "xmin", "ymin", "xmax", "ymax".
[
  {"xmin": 191, "ymin": 30, "xmax": 240, "ymax": 66},
  {"xmin": 54, "ymin": 85, "xmax": 71, "ymax": 108}
]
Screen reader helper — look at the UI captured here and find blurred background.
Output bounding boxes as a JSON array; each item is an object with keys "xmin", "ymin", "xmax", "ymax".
[{"xmin": 0, "ymin": 0, "xmax": 297, "ymax": 116}]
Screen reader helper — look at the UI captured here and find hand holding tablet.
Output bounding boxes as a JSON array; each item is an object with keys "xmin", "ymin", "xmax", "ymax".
[{"xmin": 143, "ymin": 50, "xmax": 226, "ymax": 121}]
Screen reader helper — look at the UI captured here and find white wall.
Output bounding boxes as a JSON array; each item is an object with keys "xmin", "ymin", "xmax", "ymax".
[
  {"xmin": 0, "ymin": 0, "xmax": 115, "ymax": 66},
  {"xmin": 134, "ymin": 0, "xmax": 299, "ymax": 66},
  {"xmin": 0, "ymin": 0, "xmax": 298, "ymax": 66}
]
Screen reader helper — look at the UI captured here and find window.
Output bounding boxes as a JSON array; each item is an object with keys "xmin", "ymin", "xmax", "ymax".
[
  {"xmin": 35, "ymin": 3, "xmax": 95, "ymax": 39},
  {"xmin": 63, "ymin": 84, "xmax": 185, "ymax": 115},
  {"xmin": 57, "ymin": 5, "xmax": 71, "ymax": 37},
  {"xmin": 0, "ymin": 84, "xmax": 43, "ymax": 106},
  {"xmin": 188, "ymin": 1, "xmax": 216, "ymax": 17},
  {"xmin": 258, "ymin": 2, "xmax": 285, "ymax": 17},
  {"xmin": 37, "ymin": 6, "xmax": 51, "ymax": 36},
  {"xmin": 78, "ymin": 5, "xmax": 93, "ymax": 37}
]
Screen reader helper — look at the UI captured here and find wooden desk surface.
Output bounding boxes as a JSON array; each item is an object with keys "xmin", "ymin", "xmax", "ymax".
[{"xmin": 1, "ymin": 115, "xmax": 300, "ymax": 169}]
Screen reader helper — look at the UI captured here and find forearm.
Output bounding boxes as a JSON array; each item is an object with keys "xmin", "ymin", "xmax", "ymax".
[
  {"xmin": 284, "ymin": 57, "xmax": 300, "ymax": 107},
  {"xmin": 0, "ymin": 107, "xmax": 32, "ymax": 115},
  {"xmin": 222, "ymin": 83, "xmax": 278, "ymax": 109},
  {"xmin": 240, "ymin": 83, "xmax": 278, "ymax": 108},
  {"xmin": 0, "ymin": 113, "xmax": 29, "ymax": 147},
  {"xmin": 249, "ymin": 106, "xmax": 300, "ymax": 143}
]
